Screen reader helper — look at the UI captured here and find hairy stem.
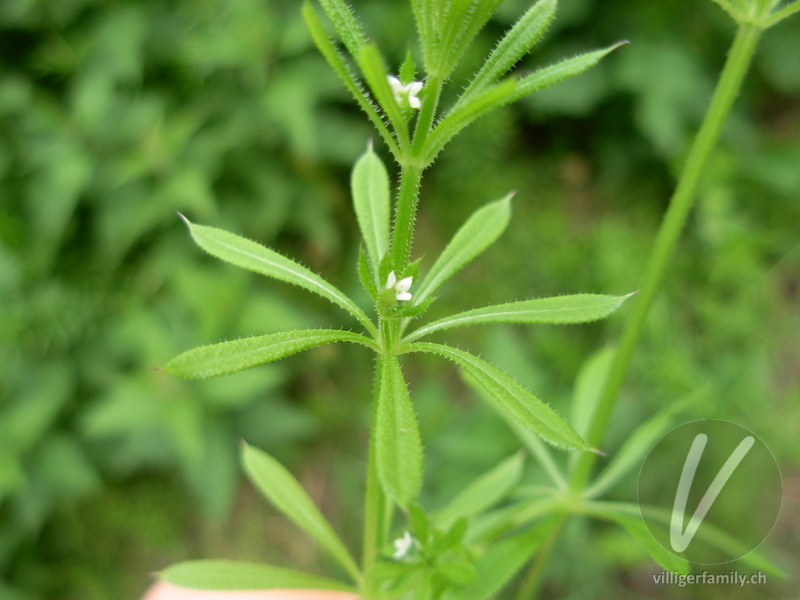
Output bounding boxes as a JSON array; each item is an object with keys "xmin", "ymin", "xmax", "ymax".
[{"xmin": 569, "ymin": 22, "xmax": 764, "ymax": 491}]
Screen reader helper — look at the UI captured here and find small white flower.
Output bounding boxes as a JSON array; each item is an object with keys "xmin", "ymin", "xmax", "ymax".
[
  {"xmin": 387, "ymin": 76, "xmax": 423, "ymax": 110},
  {"xmin": 392, "ymin": 531, "xmax": 415, "ymax": 560},
  {"xmin": 386, "ymin": 271, "xmax": 413, "ymax": 302}
]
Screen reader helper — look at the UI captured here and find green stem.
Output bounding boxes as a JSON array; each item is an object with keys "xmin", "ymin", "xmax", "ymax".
[
  {"xmin": 569, "ymin": 22, "xmax": 764, "ymax": 492},
  {"xmin": 389, "ymin": 163, "xmax": 424, "ymax": 272},
  {"xmin": 389, "ymin": 76, "xmax": 444, "ymax": 272},
  {"xmin": 514, "ymin": 515, "xmax": 568, "ymax": 600}
]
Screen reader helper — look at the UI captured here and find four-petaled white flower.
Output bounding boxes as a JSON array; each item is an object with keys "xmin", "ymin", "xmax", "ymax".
[
  {"xmin": 392, "ymin": 531, "xmax": 415, "ymax": 560},
  {"xmin": 386, "ymin": 271, "xmax": 413, "ymax": 302},
  {"xmin": 388, "ymin": 76, "xmax": 423, "ymax": 110}
]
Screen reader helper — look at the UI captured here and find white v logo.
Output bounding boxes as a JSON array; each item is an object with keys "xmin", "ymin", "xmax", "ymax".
[{"xmin": 670, "ymin": 433, "xmax": 755, "ymax": 552}]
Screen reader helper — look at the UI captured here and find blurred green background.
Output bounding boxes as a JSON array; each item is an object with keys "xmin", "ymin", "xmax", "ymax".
[{"xmin": 1, "ymin": 0, "xmax": 798, "ymax": 598}]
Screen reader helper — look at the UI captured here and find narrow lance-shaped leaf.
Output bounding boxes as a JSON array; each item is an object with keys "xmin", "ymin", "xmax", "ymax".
[
  {"xmin": 161, "ymin": 560, "xmax": 357, "ymax": 593},
  {"xmin": 584, "ymin": 503, "xmax": 690, "ymax": 575},
  {"xmin": 318, "ymin": 0, "xmax": 368, "ymax": 57},
  {"xmin": 179, "ymin": 216, "xmax": 377, "ymax": 337},
  {"xmin": 302, "ymin": 3, "xmax": 400, "ymax": 158},
  {"xmin": 583, "ymin": 408, "xmax": 674, "ymax": 499},
  {"xmin": 405, "ymin": 294, "xmax": 632, "ymax": 342},
  {"xmin": 356, "ymin": 44, "xmax": 411, "ymax": 151},
  {"xmin": 459, "ymin": 0, "xmax": 557, "ymax": 103},
  {"xmin": 413, "ymin": 193, "xmax": 512, "ymax": 305},
  {"xmin": 569, "ymin": 346, "xmax": 615, "ymax": 440},
  {"xmin": 410, "ymin": 0, "xmax": 434, "ymax": 72},
  {"xmin": 435, "ymin": 452, "xmax": 525, "ymax": 529},
  {"xmin": 166, "ymin": 329, "xmax": 376, "ymax": 380},
  {"xmin": 411, "ymin": 343, "xmax": 590, "ymax": 451},
  {"xmin": 765, "ymin": 0, "xmax": 800, "ymax": 27},
  {"xmin": 442, "ymin": 518, "xmax": 559, "ymax": 600},
  {"xmin": 352, "ymin": 143, "xmax": 390, "ymax": 278},
  {"xmin": 503, "ymin": 417, "xmax": 566, "ymax": 489},
  {"xmin": 510, "ymin": 42, "xmax": 627, "ymax": 104},
  {"xmin": 425, "ymin": 43, "xmax": 625, "ymax": 164},
  {"xmin": 242, "ymin": 443, "xmax": 362, "ymax": 584},
  {"xmin": 637, "ymin": 503, "xmax": 787, "ymax": 577},
  {"xmin": 375, "ymin": 354, "xmax": 424, "ymax": 508},
  {"xmin": 582, "ymin": 387, "xmax": 704, "ymax": 497},
  {"xmin": 430, "ymin": 0, "xmax": 504, "ymax": 79},
  {"xmin": 423, "ymin": 79, "xmax": 518, "ymax": 165}
]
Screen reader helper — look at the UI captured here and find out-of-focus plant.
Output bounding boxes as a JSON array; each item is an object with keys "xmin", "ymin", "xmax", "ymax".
[{"xmin": 157, "ymin": 0, "xmax": 798, "ymax": 599}]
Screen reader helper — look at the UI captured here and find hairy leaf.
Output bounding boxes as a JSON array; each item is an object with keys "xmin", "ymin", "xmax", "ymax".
[
  {"xmin": 356, "ymin": 44, "xmax": 410, "ymax": 150},
  {"xmin": 411, "ymin": 343, "xmax": 589, "ymax": 451},
  {"xmin": 166, "ymin": 329, "xmax": 375, "ymax": 380},
  {"xmin": 352, "ymin": 144, "xmax": 391, "ymax": 277},
  {"xmin": 318, "ymin": 0, "xmax": 368, "ymax": 57},
  {"xmin": 406, "ymin": 294, "xmax": 631, "ymax": 341},
  {"xmin": 376, "ymin": 354, "xmax": 424, "ymax": 508},
  {"xmin": 460, "ymin": 0, "xmax": 557, "ymax": 101},
  {"xmin": 303, "ymin": 3, "xmax": 399, "ymax": 157},
  {"xmin": 179, "ymin": 216, "xmax": 377, "ymax": 336},
  {"xmin": 413, "ymin": 194, "xmax": 512, "ymax": 305},
  {"xmin": 427, "ymin": 43, "xmax": 624, "ymax": 163}
]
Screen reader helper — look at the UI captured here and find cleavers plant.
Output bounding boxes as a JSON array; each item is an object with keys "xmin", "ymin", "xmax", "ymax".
[{"xmin": 158, "ymin": 0, "xmax": 798, "ymax": 598}]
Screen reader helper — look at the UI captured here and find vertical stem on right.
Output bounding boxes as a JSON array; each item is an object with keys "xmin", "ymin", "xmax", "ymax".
[{"xmin": 569, "ymin": 22, "xmax": 763, "ymax": 492}]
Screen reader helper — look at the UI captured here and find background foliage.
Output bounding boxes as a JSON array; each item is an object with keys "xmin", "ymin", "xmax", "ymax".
[{"xmin": 1, "ymin": 0, "xmax": 798, "ymax": 598}]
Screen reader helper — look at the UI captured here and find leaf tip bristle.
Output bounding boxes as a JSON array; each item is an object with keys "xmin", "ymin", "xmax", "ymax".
[
  {"xmin": 589, "ymin": 446, "xmax": 607, "ymax": 457},
  {"xmin": 176, "ymin": 211, "xmax": 190, "ymax": 226}
]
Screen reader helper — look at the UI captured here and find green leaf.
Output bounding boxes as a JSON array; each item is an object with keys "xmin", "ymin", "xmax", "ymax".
[
  {"xmin": 166, "ymin": 329, "xmax": 375, "ymax": 380},
  {"xmin": 356, "ymin": 44, "xmax": 410, "ymax": 149},
  {"xmin": 582, "ymin": 387, "xmax": 704, "ymax": 497},
  {"xmin": 375, "ymin": 354, "xmax": 424, "ymax": 508},
  {"xmin": 242, "ymin": 443, "xmax": 362, "ymax": 583},
  {"xmin": 765, "ymin": 0, "xmax": 800, "ymax": 27},
  {"xmin": 161, "ymin": 560, "xmax": 357, "ymax": 592},
  {"xmin": 443, "ymin": 518, "xmax": 558, "ymax": 600},
  {"xmin": 352, "ymin": 143, "xmax": 391, "ymax": 277},
  {"xmin": 410, "ymin": 0, "xmax": 435, "ymax": 72},
  {"xmin": 637, "ymin": 504, "xmax": 787, "ymax": 577},
  {"xmin": 569, "ymin": 346, "xmax": 615, "ymax": 440},
  {"xmin": 426, "ymin": 43, "xmax": 625, "ymax": 164},
  {"xmin": 413, "ymin": 194, "xmax": 512, "ymax": 305},
  {"xmin": 400, "ymin": 47, "xmax": 417, "ymax": 83},
  {"xmin": 423, "ymin": 79, "xmax": 518, "ymax": 164},
  {"xmin": 503, "ymin": 419, "xmax": 566, "ymax": 489},
  {"xmin": 429, "ymin": 0, "xmax": 505, "ymax": 79},
  {"xmin": 434, "ymin": 452, "xmax": 524, "ymax": 530},
  {"xmin": 318, "ymin": 0, "xmax": 368, "ymax": 57},
  {"xmin": 511, "ymin": 42, "xmax": 627, "ymax": 103},
  {"xmin": 302, "ymin": 3, "xmax": 400, "ymax": 158},
  {"xmin": 179, "ymin": 216, "xmax": 377, "ymax": 336},
  {"xmin": 358, "ymin": 245, "xmax": 379, "ymax": 299},
  {"xmin": 583, "ymin": 409, "xmax": 674, "ymax": 499},
  {"xmin": 460, "ymin": 0, "xmax": 557, "ymax": 101},
  {"xmin": 411, "ymin": 343, "xmax": 590, "ymax": 451},
  {"xmin": 585, "ymin": 503, "xmax": 690, "ymax": 574},
  {"xmin": 406, "ymin": 294, "xmax": 631, "ymax": 342}
]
